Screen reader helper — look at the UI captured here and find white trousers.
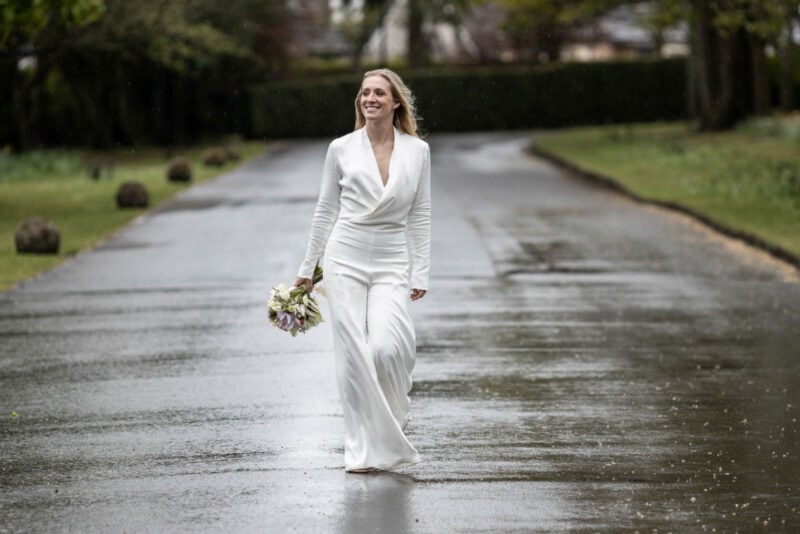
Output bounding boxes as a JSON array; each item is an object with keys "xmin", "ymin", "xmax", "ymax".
[{"xmin": 324, "ymin": 222, "xmax": 420, "ymax": 471}]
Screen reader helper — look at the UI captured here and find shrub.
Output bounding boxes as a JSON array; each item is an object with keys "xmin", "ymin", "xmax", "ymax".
[
  {"xmin": 116, "ymin": 181, "xmax": 150, "ymax": 208},
  {"xmin": 224, "ymin": 146, "xmax": 241, "ymax": 162},
  {"xmin": 15, "ymin": 217, "xmax": 60, "ymax": 254},
  {"xmin": 202, "ymin": 147, "xmax": 227, "ymax": 167},
  {"xmin": 84, "ymin": 157, "xmax": 115, "ymax": 180},
  {"xmin": 167, "ymin": 157, "xmax": 193, "ymax": 182}
]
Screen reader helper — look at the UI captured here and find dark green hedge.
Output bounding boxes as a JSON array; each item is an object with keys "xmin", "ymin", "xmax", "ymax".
[
  {"xmin": 249, "ymin": 58, "xmax": 688, "ymax": 138},
  {"xmin": 6, "ymin": 55, "xmax": 799, "ymax": 148},
  {"xmin": 0, "ymin": 59, "xmax": 16, "ymax": 146},
  {"xmin": 0, "ymin": 56, "xmax": 251, "ymax": 149}
]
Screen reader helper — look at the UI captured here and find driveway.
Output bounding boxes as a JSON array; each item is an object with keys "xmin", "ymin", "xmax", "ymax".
[{"xmin": 1, "ymin": 132, "xmax": 798, "ymax": 532}]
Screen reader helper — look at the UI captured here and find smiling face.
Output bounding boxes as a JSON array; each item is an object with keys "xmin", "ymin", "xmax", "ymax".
[{"xmin": 359, "ymin": 75, "xmax": 400, "ymax": 125}]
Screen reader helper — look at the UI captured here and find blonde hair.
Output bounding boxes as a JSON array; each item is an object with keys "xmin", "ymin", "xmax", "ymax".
[{"xmin": 354, "ymin": 68, "xmax": 420, "ymax": 137}]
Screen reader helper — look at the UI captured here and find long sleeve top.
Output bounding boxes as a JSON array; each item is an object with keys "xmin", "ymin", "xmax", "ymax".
[{"xmin": 298, "ymin": 127, "xmax": 432, "ymax": 290}]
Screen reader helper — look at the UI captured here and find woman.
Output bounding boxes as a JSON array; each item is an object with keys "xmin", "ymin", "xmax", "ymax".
[{"xmin": 295, "ymin": 68, "xmax": 431, "ymax": 473}]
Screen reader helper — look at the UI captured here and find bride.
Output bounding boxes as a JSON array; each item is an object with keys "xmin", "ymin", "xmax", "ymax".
[{"xmin": 295, "ymin": 68, "xmax": 431, "ymax": 472}]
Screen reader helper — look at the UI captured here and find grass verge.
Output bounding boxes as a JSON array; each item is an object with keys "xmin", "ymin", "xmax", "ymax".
[
  {"xmin": 0, "ymin": 141, "xmax": 267, "ymax": 291},
  {"xmin": 533, "ymin": 117, "xmax": 800, "ymax": 265}
]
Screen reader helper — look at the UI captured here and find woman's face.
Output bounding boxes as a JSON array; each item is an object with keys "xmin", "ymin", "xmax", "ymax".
[{"xmin": 360, "ymin": 75, "xmax": 400, "ymax": 124}]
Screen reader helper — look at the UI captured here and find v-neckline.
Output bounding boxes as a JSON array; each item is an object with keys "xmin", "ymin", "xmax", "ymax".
[{"xmin": 366, "ymin": 128, "xmax": 395, "ymax": 189}]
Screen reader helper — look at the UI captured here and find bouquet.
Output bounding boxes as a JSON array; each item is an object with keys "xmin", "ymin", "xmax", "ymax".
[{"xmin": 268, "ymin": 265, "xmax": 324, "ymax": 336}]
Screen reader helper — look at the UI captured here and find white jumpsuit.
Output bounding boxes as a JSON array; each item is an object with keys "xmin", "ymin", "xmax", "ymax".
[{"xmin": 298, "ymin": 127, "xmax": 431, "ymax": 471}]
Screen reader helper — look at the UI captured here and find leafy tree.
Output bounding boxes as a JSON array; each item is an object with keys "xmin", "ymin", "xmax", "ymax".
[
  {"xmin": 337, "ymin": 0, "xmax": 474, "ymax": 70},
  {"xmin": 493, "ymin": 0, "xmax": 628, "ymax": 62},
  {"xmin": 634, "ymin": 0, "xmax": 684, "ymax": 54},
  {"xmin": 407, "ymin": 0, "xmax": 474, "ymax": 67},
  {"xmin": 68, "ymin": 0, "xmax": 251, "ymax": 74},
  {"xmin": 777, "ymin": 1, "xmax": 799, "ymax": 110},
  {"xmin": 686, "ymin": 0, "xmax": 798, "ymax": 129},
  {"xmin": 1, "ymin": 0, "xmax": 290, "ymax": 148},
  {"xmin": 0, "ymin": 0, "xmax": 105, "ymax": 44},
  {"xmin": 338, "ymin": 0, "xmax": 393, "ymax": 70},
  {"xmin": 1, "ymin": 0, "xmax": 106, "ymax": 147},
  {"xmin": 187, "ymin": 0, "xmax": 293, "ymax": 74},
  {"xmin": 1, "ymin": 0, "xmax": 103, "ymax": 148},
  {"xmin": 490, "ymin": 0, "xmax": 797, "ymax": 128}
]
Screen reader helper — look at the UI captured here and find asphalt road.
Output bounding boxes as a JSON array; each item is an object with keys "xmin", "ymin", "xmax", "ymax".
[{"xmin": 1, "ymin": 132, "xmax": 799, "ymax": 532}]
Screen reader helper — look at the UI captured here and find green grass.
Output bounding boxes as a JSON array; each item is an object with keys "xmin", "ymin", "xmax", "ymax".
[
  {"xmin": 534, "ymin": 117, "xmax": 800, "ymax": 259},
  {"xmin": 0, "ymin": 141, "xmax": 266, "ymax": 290}
]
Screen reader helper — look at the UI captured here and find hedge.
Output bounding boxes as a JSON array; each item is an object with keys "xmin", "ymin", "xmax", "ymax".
[
  {"xmin": 5, "ymin": 55, "xmax": 799, "ymax": 148},
  {"xmin": 0, "ymin": 57, "xmax": 251, "ymax": 149},
  {"xmin": 249, "ymin": 58, "xmax": 688, "ymax": 138}
]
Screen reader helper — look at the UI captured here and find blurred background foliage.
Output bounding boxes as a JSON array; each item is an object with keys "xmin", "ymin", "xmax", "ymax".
[
  {"xmin": 1, "ymin": 0, "xmax": 799, "ymax": 147},
  {"xmin": 1, "ymin": 0, "xmax": 799, "ymax": 284}
]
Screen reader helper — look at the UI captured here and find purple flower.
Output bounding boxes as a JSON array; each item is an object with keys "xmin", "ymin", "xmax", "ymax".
[{"xmin": 276, "ymin": 311, "xmax": 303, "ymax": 332}]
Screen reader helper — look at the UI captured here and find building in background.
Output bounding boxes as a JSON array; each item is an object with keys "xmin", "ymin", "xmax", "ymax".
[
  {"xmin": 562, "ymin": 4, "xmax": 688, "ymax": 62},
  {"xmin": 358, "ymin": 0, "xmax": 688, "ymax": 65}
]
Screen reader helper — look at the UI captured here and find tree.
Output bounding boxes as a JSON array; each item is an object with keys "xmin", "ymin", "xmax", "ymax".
[
  {"xmin": 634, "ymin": 0, "xmax": 684, "ymax": 55},
  {"xmin": 407, "ymin": 0, "xmax": 427, "ymax": 67},
  {"xmin": 190, "ymin": 0, "xmax": 294, "ymax": 75},
  {"xmin": 1, "ymin": 0, "xmax": 290, "ymax": 148},
  {"xmin": 686, "ymin": 0, "xmax": 794, "ymax": 130},
  {"xmin": 338, "ymin": 0, "xmax": 393, "ymax": 71},
  {"xmin": 633, "ymin": 0, "xmax": 799, "ymax": 129},
  {"xmin": 406, "ymin": 0, "xmax": 474, "ymax": 67},
  {"xmin": 1, "ymin": 0, "xmax": 105, "ymax": 148},
  {"xmin": 492, "ymin": 0, "xmax": 629, "ymax": 63},
  {"xmin": 777, "ymin": 1, "xmax": 799, "ymax": 110},
  {"xmin": 0, "ymin": 0, "xmax": 105, "ymax": 44},
  {"xmin": 487, "ymin": 0, "xmax": 796, "ymax": 128}
]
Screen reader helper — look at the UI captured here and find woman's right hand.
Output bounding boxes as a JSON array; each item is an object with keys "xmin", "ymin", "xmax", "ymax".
[{"xmin": 294, "ymin": 277, "xmax": 314, "ymax": 292}]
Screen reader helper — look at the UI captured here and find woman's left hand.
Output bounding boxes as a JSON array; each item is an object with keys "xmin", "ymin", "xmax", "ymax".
[
  {"xmin": 410, "ymin": 288, "xmax": 426, "ymax": 301},
  {"xmin": 294, "ymin": 277, "xmax": 314, "ymax": 292}
]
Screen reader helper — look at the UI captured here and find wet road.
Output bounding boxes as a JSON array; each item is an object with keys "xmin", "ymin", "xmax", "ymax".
[{"xmin": 1, "ymin": 132, "xmax": 799, "ymax": 532}]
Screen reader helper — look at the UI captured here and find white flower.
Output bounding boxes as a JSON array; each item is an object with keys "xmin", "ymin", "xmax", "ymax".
[
  {"xmin": 267, "ymin": 268, "xmax": 325, "ymax": 335},
  {"xmin": 276, "ymin": 285, "xmax": 291, "ymax": 301}
]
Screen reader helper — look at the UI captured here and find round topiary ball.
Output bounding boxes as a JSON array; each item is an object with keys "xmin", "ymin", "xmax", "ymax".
[
  {"xmin": 224, "ymin": 146, "xmax": 241, "ymax": 162},
  {"xmin": 15, "ymin": 216, "xmax": 60, "ymax": 254},
  {"xmin": 203, "ymin": 147, "xmax": 227, "ymax": 167},
  {"xmin": 116, "ymin": 181, "xmax": 149, "ymax": 208},
  {"xmin": 167, "ymin": 157, "xmax": 193, "ymax": 182}
]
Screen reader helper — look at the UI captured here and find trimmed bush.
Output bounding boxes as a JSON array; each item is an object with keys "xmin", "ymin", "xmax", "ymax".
[
  {"xmin": 116, "ymin": 181, "xmax": 149, "ymax": 208},
  {"xmin": 202, "ymin": 147, "xmax": 227, "ymax": 167},
  {"xmin": 167, "ymin": 157, "xmax": 193, "ymax": 182},
  {"xmin": 15, "ymin": 217, "xmax": 60, "ymax": 254},
  {"xmin": 249, "ymin": 58, "xmax": 688, "ymax": 138},
  {"xmin": 224, "ymin": 146, "xmax": 241, "ymax": 162}
]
